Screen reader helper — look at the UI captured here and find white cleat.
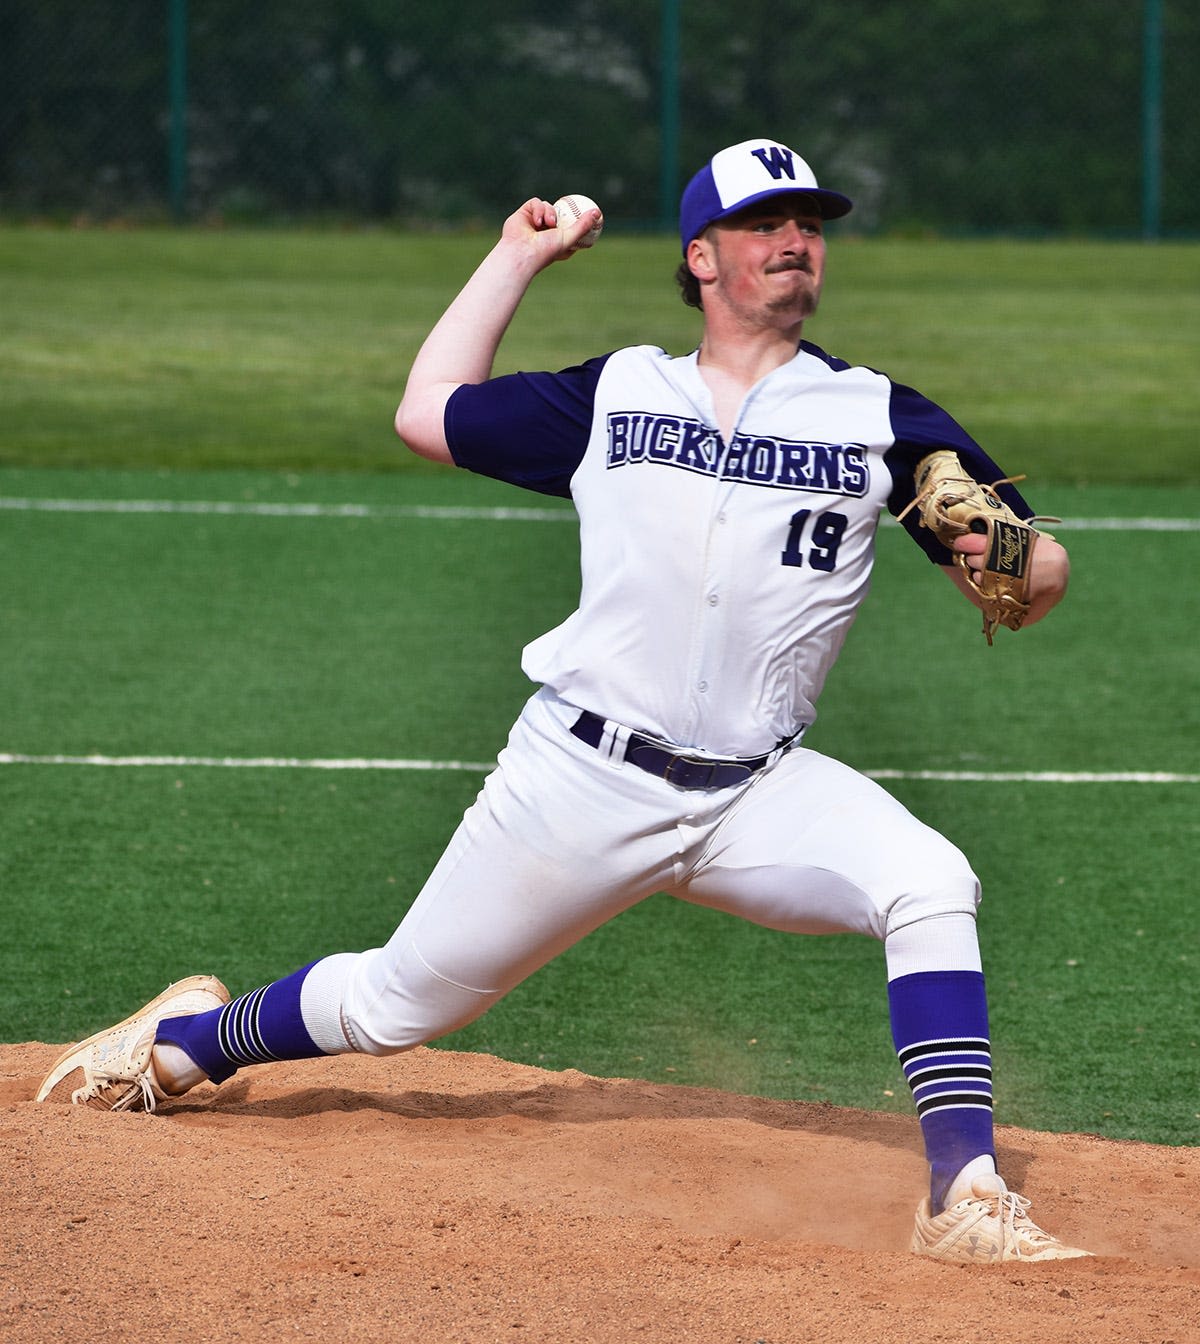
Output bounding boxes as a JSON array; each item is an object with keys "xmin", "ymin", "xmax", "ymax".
[
  {"xmin": 35, "ymin": 975, "xmax": 229, "ymax": 1113},
  {"xmin": 911, "ymin": 1176, "xmax": 1092, "ymax": 1263}
]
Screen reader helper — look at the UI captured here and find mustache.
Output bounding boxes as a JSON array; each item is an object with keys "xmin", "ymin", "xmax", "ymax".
[{"xmin": 765, "ymin": 258, "xmax": 814, "ymax": 275}]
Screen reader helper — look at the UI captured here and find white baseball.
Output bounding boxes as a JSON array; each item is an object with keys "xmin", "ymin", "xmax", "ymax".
[{"xmin": 553, "ymin": 193, "xmax": 603, "ymax": 249}]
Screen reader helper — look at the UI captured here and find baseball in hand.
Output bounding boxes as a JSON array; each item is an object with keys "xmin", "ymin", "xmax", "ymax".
[{"xmin": 553, "ymin": 194, "xmax": 603, "ymax": 249}]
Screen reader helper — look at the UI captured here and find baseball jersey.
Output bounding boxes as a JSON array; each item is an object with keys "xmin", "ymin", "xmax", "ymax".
[{"xmin": 445, "ymin": 341, "xmax": 1032, "ymax": 758}]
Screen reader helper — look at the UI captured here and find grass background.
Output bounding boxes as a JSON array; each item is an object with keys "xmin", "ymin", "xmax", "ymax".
[
  {"xmin": 1, "ymin": 226, "xmax": 1197, "ymax": 1147},
  {"xmin": 2, "ymin": 226, "xmax": 1197, "ymax": 482}
]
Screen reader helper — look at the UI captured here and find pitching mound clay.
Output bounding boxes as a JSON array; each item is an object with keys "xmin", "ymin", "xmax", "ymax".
[{"xmin": 2, "ymin": 1044, "xmax": 1197, "ymax": 1342}]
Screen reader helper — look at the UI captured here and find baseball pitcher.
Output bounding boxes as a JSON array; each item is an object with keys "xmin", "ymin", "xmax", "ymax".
[{"xmin": 38, "ymin": 138, "xmax": 1083, "ymax": 1263}]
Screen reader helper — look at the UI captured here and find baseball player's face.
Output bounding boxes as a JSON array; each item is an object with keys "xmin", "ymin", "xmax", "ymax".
[{"xmin": 704, "ymin": 197, "xmax": 827, "ymax": 326}]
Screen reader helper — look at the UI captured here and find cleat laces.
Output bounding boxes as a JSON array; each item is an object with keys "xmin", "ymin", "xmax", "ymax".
[
  {"xmin": 71, "ymin": 1068, "xmax": 158, "ymax": 1113},
  {"xmin": 981, "ymin": 1188, "xmax": 1057, "ymax": 1258}
]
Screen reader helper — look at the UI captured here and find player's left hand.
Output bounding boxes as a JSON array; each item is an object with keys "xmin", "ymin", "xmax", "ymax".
[{"xmin": 953, "ymin": 531, "xmax": 1070, "ymax": 627}]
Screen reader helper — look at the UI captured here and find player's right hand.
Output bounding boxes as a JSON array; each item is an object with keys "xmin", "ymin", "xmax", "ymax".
[{"xmin": 501, "ymin": 198, "xmax": 596, "ymax": 266}]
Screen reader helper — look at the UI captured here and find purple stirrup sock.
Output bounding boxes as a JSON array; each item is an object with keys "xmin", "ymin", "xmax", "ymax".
[
  {"xmin": 155, "ymin": 961, "xmax": 324, "ymax": 1085},
  {"xmin": 888, "ymin": 969, "xmax": 996, "ymax": 1214}
]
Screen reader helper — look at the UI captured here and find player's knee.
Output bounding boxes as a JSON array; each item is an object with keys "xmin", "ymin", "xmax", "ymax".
[
  {"xmin": 342, "ymin": 994, "xmax": 488, "ymax": 1056},
  {"xmin": 340, "ymin": 942, "xmax": 499, "ymax": 1056},
  {"xmin": 882, "ymin": 845, "xmax": 981, "ymax": 938}
]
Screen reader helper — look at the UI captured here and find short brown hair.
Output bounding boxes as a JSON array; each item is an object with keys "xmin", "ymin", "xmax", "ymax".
[{"xmin": 675, "ymin": 260, "xmax": 702, "ymax": 309}]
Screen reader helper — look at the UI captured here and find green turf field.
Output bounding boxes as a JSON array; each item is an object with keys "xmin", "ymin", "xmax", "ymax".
[
  {"xmin": 2, "ymin": 227, "xmax": 1197, "ymax": 481},
  {"xmin": 1, "ymin": 227, "xmax": 1197, "ymax": 1147}
]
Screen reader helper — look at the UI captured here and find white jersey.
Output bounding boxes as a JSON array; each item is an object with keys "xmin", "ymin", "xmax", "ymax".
[{"xmin": 446, "ymin": 341, "xmax": 1031, "ymax": 758}]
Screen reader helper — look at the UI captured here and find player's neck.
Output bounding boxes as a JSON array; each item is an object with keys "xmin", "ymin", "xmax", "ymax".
[
  {"xmin": 698, "ymin": 305, "xmax": 804, "ymax": 375},
  {"xmin": 696, "ymin": 322, "xmax": 803, "ymax": 432},
  {"xmin": 695, "ymin": 332, "xmax": 801, "ymax": 442}
]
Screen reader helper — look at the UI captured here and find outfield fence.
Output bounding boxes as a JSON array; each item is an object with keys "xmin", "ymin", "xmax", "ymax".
[{"xmin": 1, "ymin": 1, "xmax": 1196, "ymax": 237}]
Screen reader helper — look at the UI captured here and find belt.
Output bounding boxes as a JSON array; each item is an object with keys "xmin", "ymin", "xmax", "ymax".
[{"xmin": 569, "ymin": 710, "xmax": 802, "ymax": 792}]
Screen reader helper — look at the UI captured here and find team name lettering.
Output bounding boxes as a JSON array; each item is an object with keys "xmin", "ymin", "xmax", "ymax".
[{"xmin": 606, "ymin": 413, "xmax": 868, "ymax": 496}]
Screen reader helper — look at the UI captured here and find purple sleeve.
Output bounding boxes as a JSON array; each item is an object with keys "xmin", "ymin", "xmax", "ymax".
[
  {"xmin": 443, "ymin": 354, "xmax": 611, "ymax": 498},
  {"xmin": 883, "ymin": 380, "xmax": 1034, "ymax": 564}
]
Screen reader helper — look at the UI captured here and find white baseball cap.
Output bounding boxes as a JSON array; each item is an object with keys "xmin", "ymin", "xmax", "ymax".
[{"xmin": 679, "ymin": 138, "xmax": 853, "ymax": 254}]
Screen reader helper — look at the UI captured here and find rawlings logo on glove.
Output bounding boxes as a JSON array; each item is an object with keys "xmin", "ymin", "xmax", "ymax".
[{"xmin": 902, "ymin": 451, "xmax": 1058, "ymax": 645}]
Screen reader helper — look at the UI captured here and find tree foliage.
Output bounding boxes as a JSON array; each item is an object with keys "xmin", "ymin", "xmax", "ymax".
[{"xmin": 0, "ymin": 0, "xmax": 1195, "ymax": 233}]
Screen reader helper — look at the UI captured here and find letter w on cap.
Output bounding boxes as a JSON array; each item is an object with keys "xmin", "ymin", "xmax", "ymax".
[{"xmin": 750, "ymin": 146, "xmax": 796, "ymax": 180}]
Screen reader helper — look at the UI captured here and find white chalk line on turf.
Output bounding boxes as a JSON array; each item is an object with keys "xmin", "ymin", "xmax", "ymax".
[
  {"xmin": 0, "ymin": 497, "xmax": 574, "ymax": 523},
  {"xmin": 0, "ymin": 752, "xmax": 496, "ymax": 773},
  {"xmin": 866, "ymin": 769, "xmax": 1199, "ymax": 784},
  {"xmin": 0, "ymin": 753, "xmax": 1195, "ymax": 783},
  {"xmin": 0, "ymin": 496, "xmax": 1196, "ymax": 531}
]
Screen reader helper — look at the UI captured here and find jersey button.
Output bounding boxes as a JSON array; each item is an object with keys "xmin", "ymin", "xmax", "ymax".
[
  {"xmin": 707, "ymin": 593, "xmax": 719, "ymax": 606},
  {"xmin": 697, "ymin": 680, "xmax": 709, "ymax": 693}
]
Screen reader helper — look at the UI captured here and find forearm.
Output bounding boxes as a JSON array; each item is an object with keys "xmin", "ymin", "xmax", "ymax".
[
  {"xmin": 393, "ymin": 240, "xmax": 540, "ymax": 462},
  {"xmin": 395, "ymin": 197, "xmax": 594, "ymax": 463},
  {"xmin": 415, "ymin": 237, "xmax": 543, "ymax": 384}
]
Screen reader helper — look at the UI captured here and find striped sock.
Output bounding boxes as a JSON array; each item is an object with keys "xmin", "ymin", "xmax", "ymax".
[
  {"xmin": 155, "ymin": 961, "xmax": 323, "ymax": 1085},
  {"xmin": 888, "ymin": 969, "xmax": 995, "ymax": 1214}
]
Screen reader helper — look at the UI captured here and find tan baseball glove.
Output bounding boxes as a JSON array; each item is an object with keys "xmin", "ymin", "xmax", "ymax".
[{"xmin": 903, "ymin": 450, "xmax": 1058, "ymax": 644}]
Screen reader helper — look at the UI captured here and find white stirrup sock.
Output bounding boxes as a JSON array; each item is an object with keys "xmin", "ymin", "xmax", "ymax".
[
  {"xmin": 884, "ymin": 911, "xmax": 982, "ymax": 979},
  {"xmin": 943, "ymin": 1154, "xmax": 1001, "ymax": 1207},
  {"xmin": 151, "ymin": 1042, "xmax": 208, "ymax": 1094}
]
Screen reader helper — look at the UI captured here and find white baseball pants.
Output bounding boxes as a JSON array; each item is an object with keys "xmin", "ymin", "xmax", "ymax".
[{"xmin": 308, "ymin": 688, "xmax": 981, "ymax": 1057}]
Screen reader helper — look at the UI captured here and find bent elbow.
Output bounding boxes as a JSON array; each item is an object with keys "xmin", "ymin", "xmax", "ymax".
[
  {"xmin": 394, "ymin": 390, "xmax": 455, "ymax": 464},
  {"xmin": 393, "ymin": 400, "xmax": 418, "ymax": 449},
  {"xmin": 393, "ymin": 403, "xmax": 430, "ymax": 462}
]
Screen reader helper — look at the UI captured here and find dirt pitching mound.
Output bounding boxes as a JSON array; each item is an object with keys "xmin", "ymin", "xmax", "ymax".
[{"xmin": 2, "ymin": 1044, "xmax": 1197, "ymax": 1343}]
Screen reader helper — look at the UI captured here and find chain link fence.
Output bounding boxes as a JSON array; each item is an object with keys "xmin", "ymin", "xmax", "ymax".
[{"xmin": 1, "ymin": 0, "xmax": 1196, "ymax": 237}]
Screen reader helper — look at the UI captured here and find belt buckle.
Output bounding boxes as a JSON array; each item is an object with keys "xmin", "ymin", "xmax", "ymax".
[
  {"xmin": 662, "ymin": 752, "xmax": 757, "ymax": 790},
  {"xmin": 662, "ymin": 752, "xmax": 715, "ymax": 789}
]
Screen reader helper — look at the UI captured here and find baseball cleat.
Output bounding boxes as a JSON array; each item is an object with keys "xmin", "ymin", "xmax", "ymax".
[
  {"xmin": 35, "ymin": 975, "xmax": 230, "ymax": 1113},
  {"xmin": 911, "ymin": 1176, "xmax": 1092, "ymax": 1263}
]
